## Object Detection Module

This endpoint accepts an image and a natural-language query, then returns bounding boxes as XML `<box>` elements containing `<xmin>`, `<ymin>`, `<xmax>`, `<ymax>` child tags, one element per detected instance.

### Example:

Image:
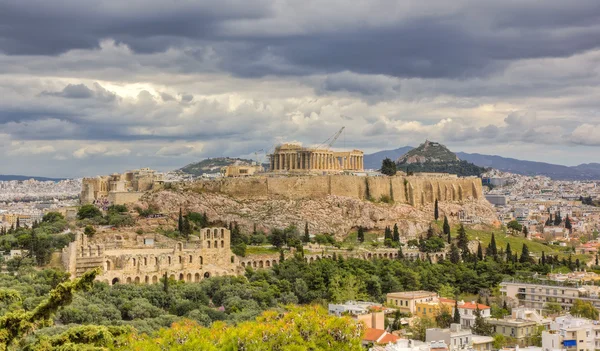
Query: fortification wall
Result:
<box><xmin>108</xmin><ymin>192</ymin><xmax>145</xmax><ymax>205</ymax></box>
<box><xmin>194</xmin><ymin>175</ymin><xmax>482</xmax><ymax>207</ymax></box>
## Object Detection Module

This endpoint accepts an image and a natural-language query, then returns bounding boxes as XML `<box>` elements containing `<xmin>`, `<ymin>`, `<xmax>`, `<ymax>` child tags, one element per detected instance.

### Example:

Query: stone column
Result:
<box><xmin>270</xmin><ymin>156</ymin><xmax>274</xmax><ymax>171</ymax></box>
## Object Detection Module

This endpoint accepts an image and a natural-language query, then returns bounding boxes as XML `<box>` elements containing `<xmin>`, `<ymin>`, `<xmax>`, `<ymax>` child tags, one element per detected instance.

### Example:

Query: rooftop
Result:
<box><xmin>387</xmin><ymin>291</ymin><xmax>438</xmax><ymax>299</ymax></box>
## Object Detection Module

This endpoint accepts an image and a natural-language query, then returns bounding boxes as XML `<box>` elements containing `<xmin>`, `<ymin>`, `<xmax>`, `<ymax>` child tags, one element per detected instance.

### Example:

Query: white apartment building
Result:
<box><xmin>426</xmin><ymin>324</ymin><xmax>476</xmax><ymax>351</ymax></box>
<box><xmin>541</xmin><ymin>315</ymin><xmax>600</xmax><ymax>351</ymax></box>
<box><xmin>500</xmin><ymin>280</ymin><xmax>600</xmax><ymax>311</ymax></box>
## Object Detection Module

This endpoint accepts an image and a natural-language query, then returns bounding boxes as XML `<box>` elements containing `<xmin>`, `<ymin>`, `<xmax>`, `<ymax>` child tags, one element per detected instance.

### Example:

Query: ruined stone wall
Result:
<box><xmin>108</xmin><ymin>191</ymin><xmax>145</xmax><ymax>205</ymax></box>
<box><xmin>194</xmin><ymin>175</ymin><xmax>482</xmax><ymax>207</ymax></box>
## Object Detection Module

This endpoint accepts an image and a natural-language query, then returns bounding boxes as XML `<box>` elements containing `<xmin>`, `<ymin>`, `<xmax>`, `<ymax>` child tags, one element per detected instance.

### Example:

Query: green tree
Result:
<box><xmin>453</xmin><ymin>299</ymin><xmax>461</xmax><ymax>324</ymax></box>
<box><xmin>270</xmin><ymin>229</ymin><xmax>286</xmax><ymax>249</ymax></box>
<box><xmin>449</xmin><ymin>243</ymin><xmax>461</xmax><ymax>264</ymax></box>
<box><xmin>303</xmin><ymin>222</ymin><xmax>310</xmax><ymax>243</ymax></box>
<box><xmin>544</xmin><ymin>302</ymin><xmax>562</xmax><ymax>315</ymax></box>
<box><xmin>438</xmin><ymin>284</ymin><xmax>456</xmax><ymax>299</ymax></box>
<box><xmin>471</xmin><ymin>306</ymin><xmax>493</xmax><ymax>336</ymax></box>
<box><xmin>570</xmin><ymin>299</ymin><xmax>599</xmax><ymax>320</ymax></box>
<box><xmin>178</xmin><ymin>208</ymin><xmax>184</xmax><ymax>233</ymax></box>
<box><xmin>554</xmin><ymin>211</ymin><xmax>562</xmax><ymax>226</ymax></box>
<box><xmin>77</xmin><ymin>204</ymin><xmax>102</xmax><ymax>220</ymax></box>
<box><xmin>84</xmin><ymin>225</ymin><xmax>96</xmax><ymax>237</ymax></box>
<box><xmin>523</xmin><ymin>226</ymin><xmax>529</xmax><ymax>237</ymax></box>
<box><xmin>42</xmin><ymin>212</ymin><xmax>64</xmax><ymax>223</ymax></box>
<box><xmin>519</xmin><ymin>244</ymin><xmax>531</xmax><ymax>264</ymax></box>
<box><xmin>357</xmin><ymin>226</ymin><xmax>365</xmax><ymax>243</ymax></box>
<box><xmin>434</xmin><ymin>199</ymin><xmax>439</xmax><ymax>221</ymax></box>
<box><xmin>565</xmin><ymin>215</ymin><xmax>572</xmax><ymax>231</ymax></box>
<box><xmin>506</xmin><ymin>243</ymin><xmax>512</xmax><ymax>262</ymax></box>
<box><xmin>182</xmin><ymin>215</ymin><xmax>192</xmax><ymax>238</ymax></box>
<box><xmin>477</xmin><ymin>242</ymin><xmax>483</xmax><ymax>261</ymax></box>
<box><xmin>393</xmin><ymin>223</ymin><xmax>400</xmax><ymax>243</ymax></box>
<box><xmin>489</xmin><ymin>233</ymin><xmax>498</xmax><ymax>258</ymax></box>
<box><xmin>435</xmin><ymin>305</ymin><xmax>453</xmax><ymax>328</ymax></box>
<box><xmin>457</xmin><ymin>224</ymin><xmax>469</xmax><ymax>258</ymax></box>
<box><xmin>409</xmin><ymin>316</ymin><xmax>436</xmax><ymax>341</ymax></box>
<box><xmin>0</xmin><ymin>268</ymin><xmax>100</xmax><ymax>348</ymax></box>
<box><xmin>541</xmin><ymin>251</ymin><xmax>546</xmax><ymax>265</ymax></box>
<box><xmin>380</xmin><ymin>158</ymin><xmax>397</xmax><ymax>176</ymax></box>
<box><xmin>507</xmin><ymin>220</ymin><xmax>523</xmax><ymax>234</ymax></box>
<box><xmin>328</xmin><ymin>274</ymin><xmax>367</xmax><ymax>303</ymax></box>
<box><xmin>443</xmin><ymin>216</ymin><xmax>451</xmax><ymax>243</ymax></box>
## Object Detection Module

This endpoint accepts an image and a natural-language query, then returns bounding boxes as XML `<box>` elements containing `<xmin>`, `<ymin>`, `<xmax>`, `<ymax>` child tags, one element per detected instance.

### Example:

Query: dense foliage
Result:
<box><xmin>400</xmin><ymin>160</ymin><xmax>487</xmax><ymax>177</ymax></box>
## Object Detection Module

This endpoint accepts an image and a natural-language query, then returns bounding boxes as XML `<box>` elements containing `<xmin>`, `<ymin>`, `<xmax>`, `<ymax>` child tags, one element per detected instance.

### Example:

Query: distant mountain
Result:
<box><xmin>456</xmin><ymin>153</ymin><xmax>600</xmax><ymax>180</ymax></box>
<box><xmin>0</xmin><ymin>175</ymin><xmax>66</xmax><ymax>182</ymax></box>
<box><xmin>397</xmin><ymin>140</ymin><xmax>459</xmax><ymax>164</ymax></box>
<box><xmin>178</xmin><ymin>157</ymin><xmax>256</xmax><ymax>176</ymax></box>
<box><xmin>365</xmin><ymin>146</ymin><xmax>600</xmax><ymax>180</ymax></box>
<box><xmin>363</xmin><ymin>146</ymin><xmax>413</xmax><ymax>169</ymax></box>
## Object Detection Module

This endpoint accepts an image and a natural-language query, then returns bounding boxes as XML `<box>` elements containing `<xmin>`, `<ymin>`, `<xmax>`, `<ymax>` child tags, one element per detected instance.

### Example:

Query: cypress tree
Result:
<box><xmin>357</xmin><ymin>226</ymin><xmax>365</xmax><ymax>243</ymax></box>
<box><xmin>453</xmin><ymin>299</ymin><xmax>461</xmax><ymax>324</ymax></box>
<box><xmin>393</xmin><ymin>223</ymin><xmax>400</xmax><ymax>242</ymax></box>
<box><xmin>502</xmin><ymin>300</ymin><xmax>508</xmax><ymax>311</ymax></box>
<box><xmin>253</xmin><ymin>223</ymin><xmax>257</xmax><ymax>236</ymax></box>
<box><xmin>178</xmin><ymin>208</ymin><xmax>183</xmax><ymax>233</ymax></box>
<box><xmin>490</xmin><ymin>233</ymin><xmax>497</xmax><ymax>258</ymax></box>
<box><xmin>565</xmin><ymin>215</ymin><xmax>572</xmax><ymax>231</ymax></box>
<box><xmin>434</xmin><ymin>199</ymin><xmax>439</xmax><ymax>221</ymax></box>
<box><xmin>303</xmin><ymin>222</ymin><xmax>310</xmax><ymax>243</ymax></box>
<box><xmin>163</xmin><ymin>272</ymin><xmax>169</xmax><ymax>293</ymax></box>
<box><xmin>477</xmin><ymin>242</ymin><xmax>483</xmax><ymax>261</ymax></box>
<box><xmin>457</xmin><ymin>224</ymin><xmax>469</xmax><ymax>258</ymax></box>
<box><xmin>506</xmin><ymin>243</ymin><xmax>512</xmax><ymax>262</ymax></box>
<box><xmin>523</xmin><ymin>226</ymin><xmax>529</xmax><ymax>237</ymax></box>
<box><xmin>443</xmin><ymin>216</ymin><xmax>451</xmax><ymax>243</ymax></box>
<box><xmin>519</xmin><ymin>244</ymin><xmax>530</xmax><ymax>264</ymax></box>
<box><xmin>541</xmin><ymin>251</ymin><xmax>546</xmax><ymax>265</ymax></box>
<box><xmin>16</xmin><ymin>217</ymin><xmax>20</xmax><ymax>229</ymax></box>
<box><xmin>279</xmin><ymin>249</ymin><xmax>285</xmax><ymax>263</ymax></box>
<box><xmin>183</xmin><ymin>215</ymin><xmax>191</xmax><ymax>238</ymax></box>
<box><xmin>449</xmin><ymin>243</ymin><xmax>461</xmax><ymax>264</ymax></box>
<box><xmin>554</xmin><ymin>211</ymin><xmax>562</xmax><ymax>226</ymax></box>
<box><xmin>398</xmin><ymin>245</ymin><xmax>404</xmax><ymax>260</ymax></box>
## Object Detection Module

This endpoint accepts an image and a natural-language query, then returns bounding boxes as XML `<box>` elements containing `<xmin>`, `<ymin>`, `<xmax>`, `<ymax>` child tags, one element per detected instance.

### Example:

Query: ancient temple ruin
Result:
<box><xmin>268</xmin><ymin>144</ymin><xmax>364</xmax><ymax>172</ymax></box>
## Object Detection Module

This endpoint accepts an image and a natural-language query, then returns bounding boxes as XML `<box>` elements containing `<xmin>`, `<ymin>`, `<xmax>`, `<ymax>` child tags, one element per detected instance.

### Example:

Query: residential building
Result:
<box><xmin>541</xmin><ymin>315</ymin><xmax>600</xmax><ymax>351</ymax></box>
<box><xmin>387</xmin><ymin>291</ymin><xmax>439</xmax><ymax>314</ymax></box>
<box><xmin>488</xmin><ymin>318</ymin><xmax>538</xmax><ymax>346</ymax></box>
<box><xmin>363</xmin><ymin>328</ymin><xmax>399</xmax><ymax>347</ymax></box>
<box><xmin>426</xmin><ymin>324</ymin><xmax>473</xmax><ymax>351</ymax></box>
<box><xmin>415</xmin><ymin>298</ymin><xmax>491</xmax><ymax>329</ymax></box>
<box><xmin>328</xmin><ymin>301</ymin><xmax>385</xmax><ymax>329</ymax></box>
<box><xmin>500</xmin><ymin>280</ymin><xmax>600</xmax><ymax>311</ymax></box>
<box><xmin>471</xmin><ymin>336</ymin><xmax>494</xmax><ymax>351</ymax></box>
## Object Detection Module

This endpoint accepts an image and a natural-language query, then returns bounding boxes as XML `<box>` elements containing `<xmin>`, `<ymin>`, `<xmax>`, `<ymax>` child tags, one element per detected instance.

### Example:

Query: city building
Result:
<box><xmin>426</xmin><ymin>324</ymin><xmax>474</xmax><ymax>351</ymax></box>
<box><xmin>363</xmin><ymin>328</ymin><xmax>400</xmax><ymax>347</ymax></box>
<box><xmin>471</xmin><ymin>336</ymin><xmax>494</xmax><ymax>351</ymax></box>
<box><xmin>386</xmin><ymin>291</ymin><xmax>439</xmax><ymax>314</ymax></box>
<box><xmin>328</xmin><ymin>301</ymin><xmax>386</xmax><ymax>329</ymax></box>
<box><xmin>488</xmin><ymin>317</ymin><xmax>538</xmax><ymax>346</ymax></box>
<box><xmin>414</xmin><ymin>298</ymin><xmax>491</xmax><ymax>329</ymax></box>
<box><xmin>541</xmin><ymin>315</ymin><xmax>600</xmax><ymax>351</ymax></box>
<box><xmin>500</xmin><ymin>280</ymin><xmax>600</xmax><ymax>311</ymax></box>
<box><xmin>268</xmin><ymin>143</ymin><xmax>364</xmax><ymax>172</ymax></box>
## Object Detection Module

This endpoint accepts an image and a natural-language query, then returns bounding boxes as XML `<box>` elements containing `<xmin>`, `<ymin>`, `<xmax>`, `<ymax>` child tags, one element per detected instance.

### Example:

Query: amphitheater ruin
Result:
<box><xmin>62</xmin><ymin>224</ymin><xmax>447</xmax><ymax>285</ymax></box>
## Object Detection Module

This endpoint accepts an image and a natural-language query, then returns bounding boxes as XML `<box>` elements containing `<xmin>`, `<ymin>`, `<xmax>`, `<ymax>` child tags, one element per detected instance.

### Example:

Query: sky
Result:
<box><xmin>1</xmin><ymin>0</ymin><xmax>600</xmax><ymax>178</ymax></box>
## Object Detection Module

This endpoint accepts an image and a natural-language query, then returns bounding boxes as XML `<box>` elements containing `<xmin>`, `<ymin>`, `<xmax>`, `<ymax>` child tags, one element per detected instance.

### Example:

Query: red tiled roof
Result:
<box><xmin>379</xmin><ymin>333</ymin><xmax>399</xmax><ymax>344</ymax></box>
<box><xmin>459</xmin><ymin>302</ymin><xmax>490</xmax><ymax>310</ymax></box>
<box><xmin>364</xmin><ymin>328</ymin><xmax>386</xmax><ymax>342</ymax></box>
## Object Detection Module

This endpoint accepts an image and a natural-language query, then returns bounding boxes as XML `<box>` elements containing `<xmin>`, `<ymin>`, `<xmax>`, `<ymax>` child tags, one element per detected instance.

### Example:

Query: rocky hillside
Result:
<box><xmin>139</xmin><ymin>189</ymin><xmax>497</xmax><ymax>239</ymax></box>
<box><xmin>177</xmin><ymin>157</ymin><xmax>255</xmax><ymax>176</ymax></box>
<box><xmin>397</xmin><ymin>140</ymin><xmax>459</xmax><ymax>164</ymax></box>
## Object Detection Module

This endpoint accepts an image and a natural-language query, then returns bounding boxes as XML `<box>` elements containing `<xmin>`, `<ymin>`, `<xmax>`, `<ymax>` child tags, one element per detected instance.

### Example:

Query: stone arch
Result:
<box><xmin>259</xmin><ymin>260</ymin><xmax>264</xmax><ymax>268</ymax></box>
<box><xmin>186</xmin><ymin>273</ymin><xmax>192</xmax><ymax>281</ymax></box>
<box><xmin>112</xmin><ymin>278</ymin><xmax>119</xmax><ymax>285</ymax></box>
<box><xmin>179</xmin><ymin>273</ymin><xmax>184</xmax><ymax>281</ymax></box>
<box><xmin>221</xmin><ymin>240</ymin><xmax>224</xmax><ymax>248</ymax></box>
<box><xmin>145</xmin><ymin>276</ymin><xmax>149</xmax><ymax>284</ymax></box>
<box><xmin>230</xmin><ymin>256</ymin><xmax>235</xmax><ymax>263</ymax></box>
<box><xmin>179</xmin><ymin>256</ymin><xmax>182</xmax><ymax>264</ymax></box>
<box><xmin>213</xmin><ymin>228</ymin><xmax>218</xmax><ymax>236</ymax></box>
<box><xmin>241</xmin><ymin>262</ymin><xmax>246</xmax><ymax>267</ymax></box>
<box><xmin>195</xmin><ymin>273</ymin><xmax>200</xmax><ymax>282</ymax></box>
<box><xmin>169</xmin><ymin>274</ymin><xmax>175</xmax><ymax>280</ymax></box>
<box><xmin>309</xmin><ymin>257</ymin><xmax>314</xmax><ymax>263</ymax></box>
<box><xmin>126</xmin><ymin>277</ymin><xmax>132</xmax><ymax>283</ymax></box>
<box><xmin>213</xmin><ymin>240</ymin><xmax>218</xmax><ymax>248</ymax></box>
<box><xmin>189</xmin><ymin>255</ymin><xmax>193</xmax><ymax>263</ymax></box>
<box><xmin>168</xmin><ymin>256</ymin><xmax>172</xmax><ymax>265</ymax></box>
<box><xmin>132</xmin><ymin>258</ymin><xmax>136</xmax><ymax>267</ymax></box>
<box><xmin>144</xmin><ymin>257</ymin><xmax>148</xmax><ymax>266</ymax></box>
<box><xmin>155</xmin><ymin>257</ymin><xmax>159</xmax><ymax>265</ymax></box>
<box><xmin>177</xmin><ymin>242</ymin><xmax>183</xmax><ymax>251</ymax></box>
<box><xmin>207</xmin><ymin>241</ymin><xmax>211</xmax><ymax>248</ymax></box>
<box><xmin>253</xmin><ymin>261</ymin><xmax>257</xmax><ymax>268</ymax></box>
<box><xmin>221</xmin><ymin>228</ymin><xmax>225</xmax><ymax>238</ymax></box>
<box><xmin>134</xmin><ymin>276</ymin><xmax>140</xmax><ymax>284</ymax></box>
<box><xmin>367</xmin><ymin>253</ymin><xmax>372</xmax><ymax>259</ymax></box>
<box><xmin>152</xmin><ymin>275</ymin><xmax>158</xmax><ymax>283</ymax></box>
<box><xmin>204</xmin><ymin>272</ymin><xmax>210</xmax><ymax>279</ymax></box>
<box><xmin>106</xmin><ymin>260</ymin><xmax>111</xmax><ymax>271</ymax></box>
<box><xmin>199</xmin><ymin>256</ymin><xmax>203</xmax><ymax>265</ymax></box>
<box><xmin>266</xmin><ymin>260</ymin><xmax>271</xmax><ymax>267</ymax></box>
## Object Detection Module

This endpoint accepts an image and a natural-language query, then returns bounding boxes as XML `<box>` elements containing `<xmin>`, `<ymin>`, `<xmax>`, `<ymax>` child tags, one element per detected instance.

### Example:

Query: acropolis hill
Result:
<box><xmin>139</xmin><ymin>174</ymin><xmax>496</xmax><ymax>239</ymax></box>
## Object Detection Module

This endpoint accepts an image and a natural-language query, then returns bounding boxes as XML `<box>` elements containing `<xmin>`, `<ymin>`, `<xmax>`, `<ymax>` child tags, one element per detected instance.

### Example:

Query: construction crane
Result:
<box><xmin>317</xmin><ymin>126</ymin><xmax>345</xmax><ymax>150</ymax></box>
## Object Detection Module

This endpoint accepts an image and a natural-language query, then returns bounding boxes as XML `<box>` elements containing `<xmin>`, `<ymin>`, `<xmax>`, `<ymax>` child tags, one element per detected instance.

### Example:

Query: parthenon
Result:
<box><xmin>268</xmin><ymin>143</ymin><xmax>364</xmax><ymax>172</ymax></box>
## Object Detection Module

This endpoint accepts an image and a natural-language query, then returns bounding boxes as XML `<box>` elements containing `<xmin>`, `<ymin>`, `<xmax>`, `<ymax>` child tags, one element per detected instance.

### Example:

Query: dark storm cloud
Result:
<box><xmin>2</xmin><ymin>1</ymin><xmax>600</xmax><ymax>79</ymax></box>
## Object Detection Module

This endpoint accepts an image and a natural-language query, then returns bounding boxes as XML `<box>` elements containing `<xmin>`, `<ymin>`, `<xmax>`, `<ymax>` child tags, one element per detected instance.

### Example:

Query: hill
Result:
<box><xmin>456</xmin><ymin>153</ymin><xmax>600</xmax><ymax>180</ymax></box>
<box><xmin>365</xmin><ymin>146</ymin><xmax>600</xmax><ymax>180</ymax></box>
<box><xmin>396</xmin><ymin>141</ymin><xmax>487</xmax><ymax>177</ymax></box>
<box><xmin>397</xmin><ymin>140</ymin><xmax>459</xmax><ymax>164</ymax></box>
<box><xmin>0</xmin><ymin>174</ymin><xmax>66</xmax><ymax>182</ymax></box>
<box><xmin>178</xmin><ymin>157</ymin><xmax>255</xmax><ymax>176</ymax></box>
